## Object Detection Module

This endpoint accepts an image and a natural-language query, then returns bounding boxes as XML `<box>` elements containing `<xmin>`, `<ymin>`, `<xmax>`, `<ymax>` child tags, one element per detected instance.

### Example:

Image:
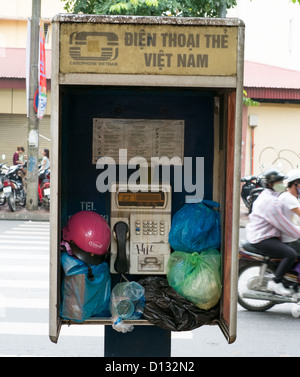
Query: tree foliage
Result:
<box><xmin>61</xmin><ymin>0</ymin><xmax>238</xmax><ymax>17</ymax></box>
<box><xmin>243</xmin><ymin>90</ymin><xmax>260</xmax><ymax>107</ymax></box>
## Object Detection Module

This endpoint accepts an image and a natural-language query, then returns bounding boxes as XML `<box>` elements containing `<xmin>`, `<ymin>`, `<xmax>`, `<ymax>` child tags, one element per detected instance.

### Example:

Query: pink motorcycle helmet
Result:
<box><xmin>62</xmin><ymin>211</ymin><xmax>111</xmax><ymax>265</ymax></box>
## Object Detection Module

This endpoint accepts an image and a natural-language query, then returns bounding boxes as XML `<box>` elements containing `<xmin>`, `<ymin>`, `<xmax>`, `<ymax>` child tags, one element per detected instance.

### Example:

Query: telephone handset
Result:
<box><xmin>113</xmin><ymin>221</ymin><xmax>129</xmax><ymax>274</ymax></box>
<box><xmin>110</xmin><ymin>184</ymin><xmax>171</xmax><ymax>275</ymax></box>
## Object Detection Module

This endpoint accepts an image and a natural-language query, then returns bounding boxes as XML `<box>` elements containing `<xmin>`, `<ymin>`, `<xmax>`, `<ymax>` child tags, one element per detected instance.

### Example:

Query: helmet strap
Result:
<box><xmin>87</xmin><ymin>265</ymin><xmax>95</xmax><ymax>281</ymax></box>
<box><xmin>60</xmin><ymin>240</ymin><xmax>73</xmax><ymax>256</ymax></box>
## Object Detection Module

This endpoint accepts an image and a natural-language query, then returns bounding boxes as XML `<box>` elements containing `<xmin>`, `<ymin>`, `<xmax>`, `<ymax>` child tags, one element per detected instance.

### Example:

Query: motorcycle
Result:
<box><xmin>38</xmin><ymin>167</ymin><xmax>50</xmax><ymax>210</ymax></box>
<box><xmin>238</xmin><ymin>240</ymin><xmax>300</xmax><ymax>312</ymax></box>
<box><xmin>0</xmin><ymin>162</ymin><xmax>9</xmax><ymax>206</ymax></box>
<box><xmin>241</xmin><ymin>174</ymin><xmax>264</xmax><ymax>213</ymax></box>
<box><xmin>3</xmin><ymin>163</ymin><xmax>26</xmax><ymax>212</ymax></box>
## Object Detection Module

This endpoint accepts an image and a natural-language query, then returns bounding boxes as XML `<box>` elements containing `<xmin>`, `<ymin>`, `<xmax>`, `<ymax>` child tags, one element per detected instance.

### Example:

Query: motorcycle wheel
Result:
<box><xmin>45</xmin><ymin>197</ymin><xmax>50</xmax><ymax>210</ymax></box>
<box><xmin>7</xmin><ymin>189</ymin><xmax>17</xmax><ymax>212</ymax></box>
<box><xmin>238</xmin><ymin>264</ymin><xmax>275</xmax><ymax>312</ymax></box>
<box><xmin>20</xmin><ymin>191</ymin><xmax>26</xmax><ymax>207</ymax></box>
<box><xmin>42</xmin><ymin>196</ymin><xmax>50</xmax><ymax>210</ymax></box>
<box><xmin>247</xmin><ymin>197</ymin><xmax>254</xmax><ymax>214</ymax></box>
<box><xmin>241</xmin><ymin>196</ymin><xmax>251</xmax><ymax>210</ymax></box>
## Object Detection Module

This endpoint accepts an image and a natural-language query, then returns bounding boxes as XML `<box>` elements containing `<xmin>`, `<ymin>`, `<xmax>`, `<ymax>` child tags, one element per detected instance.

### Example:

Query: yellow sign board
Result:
<box><xmin>60</xmin><ymin>23</ymin><xmax>237</xmax><ymax>76</ymax></box>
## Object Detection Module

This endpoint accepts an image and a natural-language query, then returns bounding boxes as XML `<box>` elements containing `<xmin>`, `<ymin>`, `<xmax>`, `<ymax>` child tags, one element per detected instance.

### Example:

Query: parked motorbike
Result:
<box><xmin>3</xmin><ymin>163</ymin><xmax>26</xmax><ymax>212</ymax></box>
<box><xmin>241</xmin><ymin>174</ymin><xmax>264</xmax><ymax>213</ymax></box>
<box><xmin>38</xmin><ymin>167</ymin><xmax>50</xmax><ymax>210</ymax></box>
<box><xmin>0</xmin><ymin>162</ymin><xmax>8</xmax><ymax>206</ymax></box>
<box><xmin>238</xmin><ymin>240</ymin><xmax>300</xmax><ymax>312</ymax></box>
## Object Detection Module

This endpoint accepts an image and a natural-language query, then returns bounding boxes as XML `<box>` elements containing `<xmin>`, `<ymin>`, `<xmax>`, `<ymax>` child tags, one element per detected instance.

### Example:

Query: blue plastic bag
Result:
<box><xmin>168</xmin><ymin>200</ymin><xmax>221</xmax><ymax>252</ymax></box>
<box><xmin>60</xmin><ymin>252</ymin><xmax>111</xmax><ymax>322</ymax></box>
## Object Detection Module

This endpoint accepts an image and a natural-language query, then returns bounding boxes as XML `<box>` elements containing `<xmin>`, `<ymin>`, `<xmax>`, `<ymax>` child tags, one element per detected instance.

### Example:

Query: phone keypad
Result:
<box><xmin>135</xmin><ymin>220</ymin><xmax>165</xmax><ymax>236</ymax></box>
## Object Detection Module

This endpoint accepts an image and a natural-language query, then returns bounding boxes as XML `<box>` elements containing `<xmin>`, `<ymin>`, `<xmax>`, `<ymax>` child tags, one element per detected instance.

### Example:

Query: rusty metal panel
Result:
<box><xmin>59</xmin><ymin>22</ymin><xmax>238</xmax><ymax>76</ymax></box>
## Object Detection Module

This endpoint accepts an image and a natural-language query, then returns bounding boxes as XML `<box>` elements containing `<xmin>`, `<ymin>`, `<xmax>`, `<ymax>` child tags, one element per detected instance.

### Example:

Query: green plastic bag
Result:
<box><xmin>167</xmin><ymin>250</ymin><xmax>222</xmax><ymax>310</ymax></box>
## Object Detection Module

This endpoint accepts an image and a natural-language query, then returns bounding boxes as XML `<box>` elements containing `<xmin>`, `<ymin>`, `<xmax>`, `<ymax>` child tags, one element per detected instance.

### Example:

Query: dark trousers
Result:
<box><xmin>286</xmin><ymin>239</ymin><xmax>300</xmax><ymax>257</ymax></box>
<box><xmin>254</xmin><ymin>237</ymin><xmax>297</xmax><ymax>283</ymax></box>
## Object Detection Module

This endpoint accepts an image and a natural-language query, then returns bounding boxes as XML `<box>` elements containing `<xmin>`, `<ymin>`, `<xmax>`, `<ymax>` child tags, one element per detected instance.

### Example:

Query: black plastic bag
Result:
<box><xmin>138</xmin><ymin>277</ymin><xmax>219</xmax><ymax>332</ymax></box>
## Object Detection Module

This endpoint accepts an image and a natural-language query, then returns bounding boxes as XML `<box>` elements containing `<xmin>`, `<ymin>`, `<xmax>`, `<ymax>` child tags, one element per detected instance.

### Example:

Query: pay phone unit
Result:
<box><xmin>110</xmin><ymin>184</ymin><xmax>171</xmax><ymax>275</ymax></box>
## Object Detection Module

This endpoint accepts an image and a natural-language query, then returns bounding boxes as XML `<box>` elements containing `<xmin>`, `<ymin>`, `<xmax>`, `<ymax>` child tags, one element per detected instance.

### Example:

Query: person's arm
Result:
<box><xmin>291</xmin><ymin>207</ymin><xmax>300</xmax><ymax>217</ymax></box>
<box><xmin>13</xmin><ymin>153</ymin><xmax>18</xmax><ymax>165</ymax></box>
<box><xmin>266</xmin><ymin>201</ymin><xmax>300</xmax><ymax>238</ymax></box>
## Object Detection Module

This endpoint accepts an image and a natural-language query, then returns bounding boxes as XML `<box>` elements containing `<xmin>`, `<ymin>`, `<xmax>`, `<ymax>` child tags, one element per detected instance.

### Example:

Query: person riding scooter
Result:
<box><xmin>279</xmin><ymin>169</ymin><xmax>300</xmax><ymax>255</ymax></box>
<box><xmin>246</xmin><ymin>168</ymin><xmax>300</xmax><ymax>296</ymax></box>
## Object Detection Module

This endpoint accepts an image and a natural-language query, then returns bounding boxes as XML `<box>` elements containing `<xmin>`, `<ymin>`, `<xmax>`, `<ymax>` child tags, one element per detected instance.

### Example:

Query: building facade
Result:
<box><xmin>0</xmin><ymin>0</ymin><xmax>64</xmax><ymax>163</ymax></box>
<box><xmin>1</xmin><ymin>0</ymin><xmax>300</xmax><ymax>175</ymax></box>
<box><xmin>242</xmin><ymin>61</ymin><xmax>300</xmax><ymax>177</ymax></box>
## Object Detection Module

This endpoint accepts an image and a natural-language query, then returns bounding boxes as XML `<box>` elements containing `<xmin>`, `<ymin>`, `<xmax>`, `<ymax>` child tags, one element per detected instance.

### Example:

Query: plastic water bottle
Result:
<box><xmin>115</xmin><ymin>299</ymin><xmax>134</xmax><ymax>319</ymax></box>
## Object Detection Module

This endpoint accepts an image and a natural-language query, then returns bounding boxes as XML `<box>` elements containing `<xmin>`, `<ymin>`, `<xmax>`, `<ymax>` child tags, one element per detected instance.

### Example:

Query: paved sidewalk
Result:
<box><xmin>239</xmin><ymin>201</ymin><xmax>249</xmax><ymax>228</ymax></box>
<box><xmin>0</xmin><ymin>200</ymin><xmax>249</xmax><ymax>225</ymax></box>
<box><xmin>0</xmin><ymin>205</ymin><xmax>49</xmax><ymax>221</ymax></box>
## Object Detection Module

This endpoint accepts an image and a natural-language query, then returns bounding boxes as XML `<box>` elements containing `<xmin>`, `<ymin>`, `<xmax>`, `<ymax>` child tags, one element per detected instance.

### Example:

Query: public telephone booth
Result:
<box><xmin>49</xmin><ymin>14</ymin><xmax>245</xmax><ymax>356</ymax></box>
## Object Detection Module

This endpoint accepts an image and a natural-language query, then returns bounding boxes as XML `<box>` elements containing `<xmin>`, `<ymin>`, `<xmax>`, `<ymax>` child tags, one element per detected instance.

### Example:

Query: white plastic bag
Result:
<box><xmin>110</xmin><ymin>281</ymin><xmax>145</xmax><ymax>333</ymax></box>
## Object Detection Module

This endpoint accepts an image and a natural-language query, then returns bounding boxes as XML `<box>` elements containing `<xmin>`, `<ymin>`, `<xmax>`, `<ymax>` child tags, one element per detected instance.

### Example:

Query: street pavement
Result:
<box><xmin>0</xmin><ymin>200</ymin><xmax>248</xmax><ymax>224</ymax></box>
<box><xmin>0</xmin><ymin>205</ymin><xmax>49</xmax><ymax>221</ymax></box>
<box><xmin>0</xmin><ymin>220</ymin><xmax>106</xmax><ymax>356</ymax></box>
<box><xmin>1</xmin><ymin>208</ymin><xmax>300</xmax><ymax>357</ymax></box>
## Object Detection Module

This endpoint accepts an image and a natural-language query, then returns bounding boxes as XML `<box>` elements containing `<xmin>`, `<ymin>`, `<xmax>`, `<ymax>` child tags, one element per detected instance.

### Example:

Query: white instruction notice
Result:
<box><xmin>92</xmin><ymin>118</ymin><xmax>184</xmax><ymax>164</ymax></box>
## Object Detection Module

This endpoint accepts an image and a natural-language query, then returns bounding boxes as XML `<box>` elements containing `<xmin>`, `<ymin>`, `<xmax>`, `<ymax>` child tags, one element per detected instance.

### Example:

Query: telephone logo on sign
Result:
<box><xmin>69</xmin><ymin>32</ymin><xmax>119</xmax><ymax>62</ymax></box>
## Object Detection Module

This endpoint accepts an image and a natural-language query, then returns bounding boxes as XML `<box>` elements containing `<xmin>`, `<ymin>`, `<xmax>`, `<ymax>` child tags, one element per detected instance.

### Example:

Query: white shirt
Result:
<box><xmin>42</xmin><ymin>156</ymin><xmax>50</xmax><ymax>170</ymax></box>
<box><xmin>246</xmin><ymin>188</ymin><xmax>300</xmax><ymax>244</ymax></box>
<box><xmin>279</xmin><ymin>191</ymin><xmax>300</xmax><ymax>242</ymax></box>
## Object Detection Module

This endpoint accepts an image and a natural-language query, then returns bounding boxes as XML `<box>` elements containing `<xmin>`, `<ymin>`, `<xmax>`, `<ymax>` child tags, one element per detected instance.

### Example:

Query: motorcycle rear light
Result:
<box><xmin>3</xmin><ymin>181</ymin><xmax>10</xmax><ymax>187</ymax></box>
